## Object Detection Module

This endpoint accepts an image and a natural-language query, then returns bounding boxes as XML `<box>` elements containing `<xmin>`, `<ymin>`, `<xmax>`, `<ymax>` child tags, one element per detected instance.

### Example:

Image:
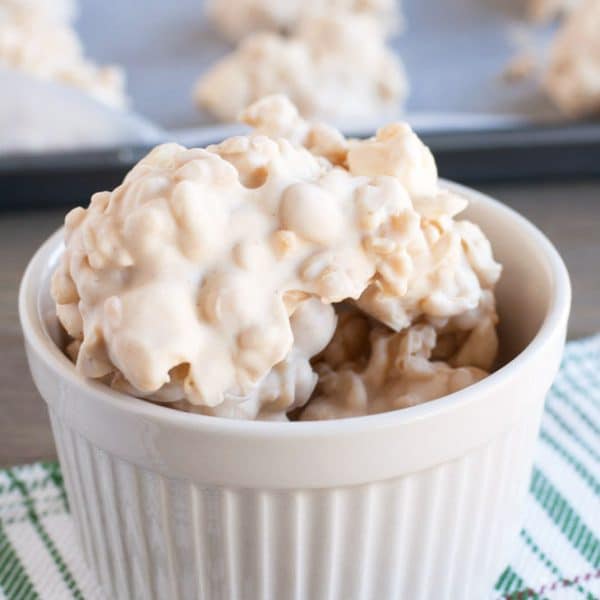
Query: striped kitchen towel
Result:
<box><xmin>0</xmin><ymin>335</ymin><xmax>599</xmax><ymax>600</ymax></box>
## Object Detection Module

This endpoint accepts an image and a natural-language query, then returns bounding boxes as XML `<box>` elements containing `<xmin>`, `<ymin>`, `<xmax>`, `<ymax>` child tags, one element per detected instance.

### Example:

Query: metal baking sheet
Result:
<box><xmin>74</xmin><ymin>0</ymin><xmax>562</xmax><ymax>131</ymax></box>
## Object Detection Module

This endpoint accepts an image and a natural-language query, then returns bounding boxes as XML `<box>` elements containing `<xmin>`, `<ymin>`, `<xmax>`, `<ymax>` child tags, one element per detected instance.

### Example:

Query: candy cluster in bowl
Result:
<box><xmin>51</xmin><ymin>95</ymin><xmax>502</xmax><ymax>422</ymax></box>
<box><xmin>20</xmin><ymin>95</ymin><xmax>570</xmax><ymax>599</ymax></box>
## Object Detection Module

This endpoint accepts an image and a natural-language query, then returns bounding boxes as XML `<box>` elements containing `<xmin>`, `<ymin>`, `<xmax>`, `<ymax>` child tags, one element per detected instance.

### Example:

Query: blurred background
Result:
<box><xmin>1</xmin><ymin>0</ymin><xmax>599</xmax><ymax>465</ymax></box>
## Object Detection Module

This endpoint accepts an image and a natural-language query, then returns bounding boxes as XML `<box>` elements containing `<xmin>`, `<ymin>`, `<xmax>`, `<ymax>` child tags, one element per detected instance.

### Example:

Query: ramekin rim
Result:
<box><xmin>19</xmin><ymin>180</ymin><xmax>571</xmax><ymax>438</ymax></box>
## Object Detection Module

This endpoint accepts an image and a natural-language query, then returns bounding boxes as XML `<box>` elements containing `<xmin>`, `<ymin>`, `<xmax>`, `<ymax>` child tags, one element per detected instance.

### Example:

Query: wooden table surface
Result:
<box><xmin>1</xmin><ymin>180</ymin><xmax>599</xmax><ymax>467</ymax></box>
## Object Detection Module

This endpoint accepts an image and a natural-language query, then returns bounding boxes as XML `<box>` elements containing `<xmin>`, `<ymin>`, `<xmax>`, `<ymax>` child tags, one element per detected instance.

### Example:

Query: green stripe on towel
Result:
<box><xmin>530</xmin><ymin>469</ymin><xmax>600</xmax><ymax>568</ymax></box>
<box><xmin>5</xmin><ymin>470</ymin><xmax>84</xmax><ymax>600</ymax></box>
<box><xmin>0</xmin><ymin>524</ymin><xmax>38</xmax><ymax>600</ymax></box>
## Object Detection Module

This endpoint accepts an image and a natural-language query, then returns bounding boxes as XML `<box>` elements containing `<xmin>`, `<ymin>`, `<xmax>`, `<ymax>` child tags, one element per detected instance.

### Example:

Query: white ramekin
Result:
<box><xmin>19</xmin><ymin>182</ymin><xmax>571</xmax><ymax>600</ymax></box>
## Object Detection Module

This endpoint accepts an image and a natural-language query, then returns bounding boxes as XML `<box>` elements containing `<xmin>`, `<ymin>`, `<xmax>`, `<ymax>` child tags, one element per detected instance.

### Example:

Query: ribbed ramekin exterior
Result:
<box><xmin>50</xmin><ymin>403</ymin><xmax>541</xmax><ymax>600</ymax></box>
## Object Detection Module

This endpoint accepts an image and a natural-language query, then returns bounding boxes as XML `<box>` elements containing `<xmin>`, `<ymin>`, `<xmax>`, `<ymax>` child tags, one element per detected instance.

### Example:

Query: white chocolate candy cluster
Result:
<box><xmin>544</xmin><ymin>0</ymin><xmax>600</xmax><ymax>117</ymax></box>
<box><xmin>0</xmin><ymin>0</ymin><xmax>126</xmax><ymax>108</ymax></box>
<box><xmin>205</xmin><ymin>0</ymin><xmax>400</xmax><ymax>42</ymax></box>
<box><xmin>53</xmin><ymin>95</ymin><xmax>501</xmax><ymax>421</ymax></box>
<box><xmin>195</xmin><ymin>14</ymin><xmax>406</xmax><ymax>123</ymax></box>
<box><xmin>303</xmin><ymin>285</ymin><xmax>499</xmax><ymax>420</ymax></box>
<box><xmin>302</xmin><ymin>309</ymin><xmax>491</xmax><ymax>420</ymax></box>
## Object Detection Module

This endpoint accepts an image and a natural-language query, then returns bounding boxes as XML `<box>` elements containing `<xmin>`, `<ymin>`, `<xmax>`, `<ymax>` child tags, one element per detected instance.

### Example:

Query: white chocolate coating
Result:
<box><xmin>301</xmin><ymin>311</ymin><xmax>489</xmax><ymax>420</ymax></box>
<box><xmin>0</xmin><ymin>5</ymin><xmax>125</xmax><ymax>108</ymax></box>
<box><xmin>206</xmin><ymin>0</ymin><xmax>400</xmax><ymax>42</ymax></box>
<box><xmin>544</xmin><ymin>0</ymin><xmax>600</xmax><ymax>117</ymax></box>
<box><xmin>53</xmin><ymin>95</ymin><xmax>501</xmax><ymax>420</ymax></box>
<box><xmin>194</xmin><ymin>14</ymin><xmax>407</xmax><ymax>123</ymax></box>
